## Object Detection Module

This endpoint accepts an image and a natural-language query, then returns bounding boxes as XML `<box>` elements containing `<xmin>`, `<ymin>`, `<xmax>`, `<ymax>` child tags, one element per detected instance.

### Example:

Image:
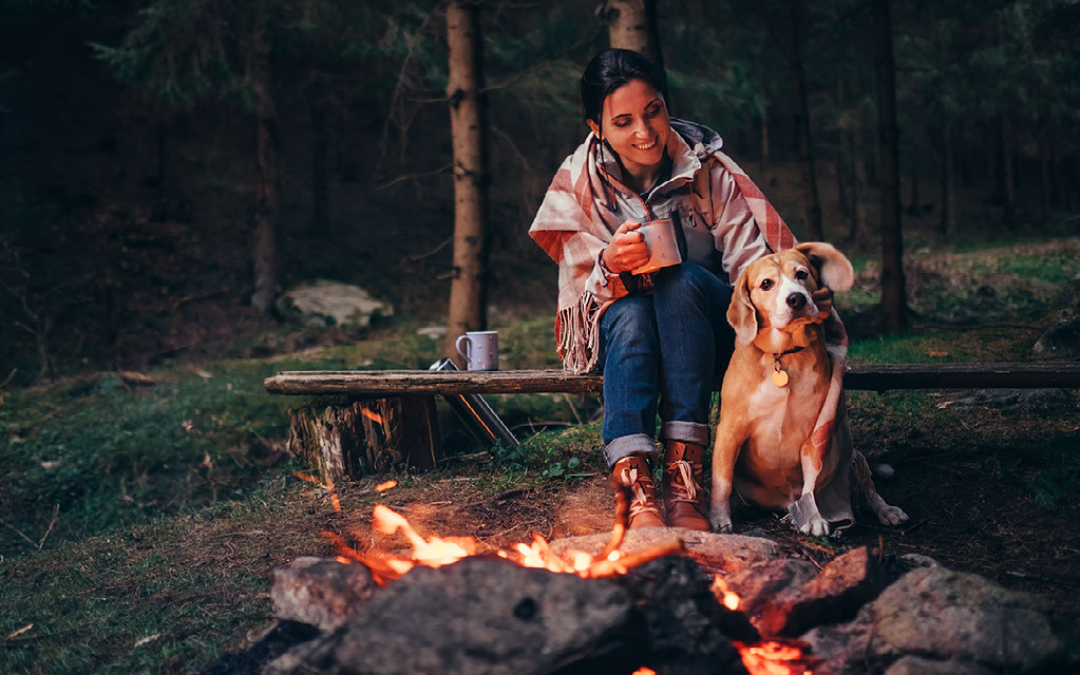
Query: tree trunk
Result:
<box><xmin>1000</xmin><ymin>111</ymin><xmax>1016</xmax><ymax>229</ymax></box>
<box><xmin>849</xmin><ymin>126</ymin><xmax>868</xmax><ymax>246</ymax></box>
<box><xmin>836</xmin><ymin>81</ymin><xmax>850</xmax><ymax>219</ymax></box>
<box><xmin>873</xmin><ymin>0</ymin><xmax>907</xmax><ymax>334</ymax></box>
<box><xmin>940</xmin><ymin>120</ymin><xmax>956</xmax><ymax>240</ymax></box>
<box><xmin>443</xmin><ymin>1</ymin><xmax>490</xmax><ymax>364</ymax></box>
<box><xmin>1039</xmin><ymin>116</ymin><xmax>1051</xmax><ymax>224</ymax></box>
<box><xmin>907</xmin><ymin>168</ymin><xmax>919</xmax><ymax>216</ymax></box>
<box><xmin>599</xmin><ymin>0</ymin><xmax>663</xmax><ymax>69</ymax></box>
<box><xmin>783</xmin><ymin>0</ymin><xmax>823</xmax><ymax>240</ymax></box>
<box><xmin>250</xmin><ymin>10</ymin><xmax>280</xmax><ymax>313</ymax></box>
<box><xmin>309</xmin><ymin>75</ymin><xmax>330</xmax><ymax>236</ymax></box>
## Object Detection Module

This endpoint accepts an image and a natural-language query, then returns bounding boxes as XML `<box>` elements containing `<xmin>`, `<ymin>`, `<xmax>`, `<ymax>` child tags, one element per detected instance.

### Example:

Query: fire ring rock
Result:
<box><xmin>802</xmin><ymin>566</ymin><xmax>1080</xmax><ymax>674</ymax></box>
<box><xmin>319</xmin><ymin>558</ymin><xmax>646</xmax><ymax>675</ymax></box>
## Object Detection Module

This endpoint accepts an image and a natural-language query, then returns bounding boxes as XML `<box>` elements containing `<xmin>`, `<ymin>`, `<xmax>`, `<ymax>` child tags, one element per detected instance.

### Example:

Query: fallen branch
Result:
<box><xmin>36</xmin><ymin>504</ymin><xmax>58</xmax><ymax>550</ymax></box>
<box><xmin>0</xmin><ymin>517</ymin><xmax>38</xmax><ymax>549</ymax></box>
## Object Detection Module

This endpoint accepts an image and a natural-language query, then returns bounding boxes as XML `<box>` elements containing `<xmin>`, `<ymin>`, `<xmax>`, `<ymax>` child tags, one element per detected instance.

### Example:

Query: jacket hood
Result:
<box><xmin>670</xmin><ymin>118</ymin><xmax>724</xmax><ymax>157</ymax></box>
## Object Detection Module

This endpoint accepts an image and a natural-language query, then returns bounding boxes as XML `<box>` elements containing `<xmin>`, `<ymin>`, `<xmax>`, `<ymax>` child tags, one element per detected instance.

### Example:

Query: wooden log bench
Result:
<box><xmin>265</xmin><ymin>363</ymin><xmax>1080</xmax><ymax>482</ymax></box>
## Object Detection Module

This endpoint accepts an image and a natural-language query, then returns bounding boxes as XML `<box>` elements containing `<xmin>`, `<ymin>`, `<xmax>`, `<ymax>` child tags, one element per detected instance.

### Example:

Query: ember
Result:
<box><xmin>359</xmin><ymin>407</ymin><xmax>384</xmax><ymax>424</ymax></box>
<box><xmin>734</xmin><ymin>641</ymin><xmax>813</xmax><ymax>675</ymax></box>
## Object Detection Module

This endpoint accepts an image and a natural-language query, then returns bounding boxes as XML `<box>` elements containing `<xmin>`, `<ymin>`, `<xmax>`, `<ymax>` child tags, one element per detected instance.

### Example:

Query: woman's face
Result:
<box><xmin>588</xmin><ymin>78</ymin><xmax>670</xmax><ymax>175</ymax></box>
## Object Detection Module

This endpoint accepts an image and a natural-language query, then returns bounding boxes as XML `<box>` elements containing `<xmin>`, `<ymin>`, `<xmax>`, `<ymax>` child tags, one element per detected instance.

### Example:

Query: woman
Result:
<box><xmin>529</xmin><ymin>49</ymin><xmax>799</xmax><ymax>530</ymax></box>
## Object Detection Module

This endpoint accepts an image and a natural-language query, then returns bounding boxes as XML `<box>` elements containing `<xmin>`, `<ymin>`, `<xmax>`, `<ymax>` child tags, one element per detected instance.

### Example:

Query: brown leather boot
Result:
<box><xmin>611</xmin><ymin>456</ymin><xmax>665</xmax><ymax>529</ymax></box>
<box><xmin>663</xmin><ymin>441</ymin><xmax>710</xmax><ymax>531</ymax></box>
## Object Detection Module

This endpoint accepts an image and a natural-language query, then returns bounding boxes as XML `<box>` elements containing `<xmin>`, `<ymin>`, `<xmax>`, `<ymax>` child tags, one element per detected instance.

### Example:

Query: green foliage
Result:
<box><xmin>489</xmin><ymin>422</ymin><xmax>603</xmax><ymax>486</ymax></box>
<box><xmin>0</xmin><ymin>364</ymin><xmax>294</xmax><ymax>555</ymax></box>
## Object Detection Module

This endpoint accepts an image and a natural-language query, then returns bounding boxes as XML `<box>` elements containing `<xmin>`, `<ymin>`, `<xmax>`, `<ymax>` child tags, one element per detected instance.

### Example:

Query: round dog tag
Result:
<box><xmin>772</xmin><ymin>369</ymin><xmax>789</xmax><ymax>387</ymax></box>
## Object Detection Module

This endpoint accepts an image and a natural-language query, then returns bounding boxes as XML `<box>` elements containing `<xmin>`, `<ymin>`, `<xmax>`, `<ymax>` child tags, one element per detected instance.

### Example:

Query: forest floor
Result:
<box><xmin>2</xmin><ymin>238</ymin><xmax>1079</xmax><ymax>674</ymax></box>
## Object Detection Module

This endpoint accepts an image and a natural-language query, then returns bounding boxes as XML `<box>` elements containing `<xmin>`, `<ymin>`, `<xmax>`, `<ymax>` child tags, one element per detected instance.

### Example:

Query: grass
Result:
<box><xmin>1</xmin><ymin>238</ymin><xmax>1078</xmax><ymax>673</ymax></box>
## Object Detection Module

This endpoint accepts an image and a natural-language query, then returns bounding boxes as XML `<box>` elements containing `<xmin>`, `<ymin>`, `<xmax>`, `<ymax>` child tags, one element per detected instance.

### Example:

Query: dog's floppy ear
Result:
<box><xmin>727</xmin><ymin>268</ymin><xmax>759</xmax><ymax>345</ymax></box>
<box><xmin>794</xmin><ymin>242</ymin><xmax>854</xmax><ymax>293</ymax></box>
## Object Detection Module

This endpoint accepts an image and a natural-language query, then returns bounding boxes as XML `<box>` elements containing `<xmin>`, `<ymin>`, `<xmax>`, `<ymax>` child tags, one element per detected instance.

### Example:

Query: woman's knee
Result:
<box><xmin>601</xmin><ymin>296</ymin><xmax>658</xmax><ymax>353</ymax></box>
<box><xmin>657</xmin><ymin>262</ymin><xmax>714</xmax><ymax>294</ymax></box>
<box><xmin>655</xmin><ymin>262</ymin><xmax>731</xmax><ymax>306</ymax></box>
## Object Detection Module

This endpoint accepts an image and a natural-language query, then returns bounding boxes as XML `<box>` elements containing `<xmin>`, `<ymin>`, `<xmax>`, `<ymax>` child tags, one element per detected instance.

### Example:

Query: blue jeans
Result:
<box><xmin>598</xmin><ymin>262</ymin><xmax>735</xmax><ymax>469</ymax></box>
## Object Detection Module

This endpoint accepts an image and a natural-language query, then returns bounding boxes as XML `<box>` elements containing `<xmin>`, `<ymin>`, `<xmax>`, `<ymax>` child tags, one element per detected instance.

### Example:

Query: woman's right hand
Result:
<box><xmin>604</xmin><ymin>220</ymin><xmax>650</xmax><ymax>274</ymax></box>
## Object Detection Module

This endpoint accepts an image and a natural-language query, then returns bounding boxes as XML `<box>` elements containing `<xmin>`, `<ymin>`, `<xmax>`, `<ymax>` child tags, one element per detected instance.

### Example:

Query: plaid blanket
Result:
<box><xmin>529</xmin><ymin>120</ymin><xmax>855</xmax><ymax>528</ymax></box>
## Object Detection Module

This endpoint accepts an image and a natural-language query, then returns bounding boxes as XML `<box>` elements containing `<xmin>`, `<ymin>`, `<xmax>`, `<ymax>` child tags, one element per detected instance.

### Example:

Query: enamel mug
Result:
<box><xmin>631</xmin><ymin>217</ymin><xmax>683</xmax><ymax>275</ymax></box>
<box><xmin>455</xmin><ymin>330</ymin><xmax>499</xmax><ymax>371</ymax></box>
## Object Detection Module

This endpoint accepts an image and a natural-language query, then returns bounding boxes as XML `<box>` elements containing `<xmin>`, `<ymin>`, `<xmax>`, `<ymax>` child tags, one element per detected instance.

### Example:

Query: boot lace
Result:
<box><xmin>665</xmin><ymin>459</ymin><xmax>700</xmax><ymax>504</ymax></box>
<box><xmin>621</xmin><ymin>465</ymin><xmax>659</xmax><ymax>520</ymax></box>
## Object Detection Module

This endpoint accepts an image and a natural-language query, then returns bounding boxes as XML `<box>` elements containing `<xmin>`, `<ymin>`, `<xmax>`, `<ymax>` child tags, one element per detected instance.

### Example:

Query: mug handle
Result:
<box><xmin>455</xmin><ymin>335</ymin><xmax>472</xmax><ymax>366</ymax></box>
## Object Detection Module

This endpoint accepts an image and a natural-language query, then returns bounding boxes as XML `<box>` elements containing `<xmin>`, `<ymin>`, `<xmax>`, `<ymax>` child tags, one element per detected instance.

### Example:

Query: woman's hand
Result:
<box><xmin>604</xmin><ymin>220</ymin><xmax>650</xmax><ymax>274</ymax></box>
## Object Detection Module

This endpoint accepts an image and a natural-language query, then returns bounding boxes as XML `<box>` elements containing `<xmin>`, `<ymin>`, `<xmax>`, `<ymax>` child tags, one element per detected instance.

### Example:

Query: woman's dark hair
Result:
<box><xmin>580</xmin><ymin>48</ymin><xmax>667</xmax><ymax>123</ymax></box>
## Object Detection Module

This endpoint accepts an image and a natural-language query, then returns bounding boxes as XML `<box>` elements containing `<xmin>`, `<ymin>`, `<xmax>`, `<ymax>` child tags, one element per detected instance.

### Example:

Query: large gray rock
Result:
<box><xmin>1033</xmin><ymin>308</ymin><xmax>1080</xmax><ymax>359</ymax></box>
<box><xmin>277</xmin><ymin>280</ymin><xmax>393</xmax><ymax>330</ymax></box>
<box><xmin>612</xmin><ymin>556</ymin><xmax>751</xmax><ymax>674</ymax></box>
<box><xmin>322</xmin><ymin>558</ymin><xmax>644</xmax><ymax>675</ymax></box>
<box><xmin>802</xmin><ymin>566</ymin><xmax>1079</xmax><ymax>674</ymax></box>
<box><xmin>271</xmin><ymin>557</ymin><xmax>380</xmax><ymax>632</ymax></box>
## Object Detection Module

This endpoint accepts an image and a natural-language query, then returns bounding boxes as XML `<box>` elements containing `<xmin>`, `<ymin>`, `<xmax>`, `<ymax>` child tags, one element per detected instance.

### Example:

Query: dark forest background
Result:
<box><xmin>2</xmin><ymin>0</ymin><xmax>1079</xmax><ymax>387</ymax></box>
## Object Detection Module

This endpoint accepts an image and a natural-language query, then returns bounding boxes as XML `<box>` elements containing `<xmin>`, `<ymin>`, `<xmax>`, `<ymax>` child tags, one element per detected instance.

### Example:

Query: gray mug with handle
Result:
<box><xmin>455</xmin><ymin>330</ymin><xmax>499</xmax><ymax>371</ymax></box>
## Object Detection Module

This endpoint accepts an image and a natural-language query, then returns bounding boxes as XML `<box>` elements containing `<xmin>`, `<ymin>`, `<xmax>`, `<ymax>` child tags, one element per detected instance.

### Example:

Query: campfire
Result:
<box><xmin>231</xmin><ymin>472</ymin><xmax>1075</xmax><ymax>675</ymax></box>
<box><xmin>307</xmin><ymin>487</ymin><xmax>815</xmax><ymax>675</ymax></box>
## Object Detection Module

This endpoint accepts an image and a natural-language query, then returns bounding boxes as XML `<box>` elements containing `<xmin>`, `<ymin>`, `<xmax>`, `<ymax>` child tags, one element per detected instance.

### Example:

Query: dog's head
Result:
<box><xmin>728</xmin><ymin>242</ymin><xmax>854</xmax><ymax>345</ymax></box>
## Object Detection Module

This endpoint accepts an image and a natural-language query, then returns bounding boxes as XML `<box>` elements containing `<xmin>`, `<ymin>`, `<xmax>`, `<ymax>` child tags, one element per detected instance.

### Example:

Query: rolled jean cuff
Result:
<box><xmin>661</xmin><ymin>421</ymin><xmax>710</xmax><ymax>446</ymax></box>
<box><xmin>604</xmin><ymin>433</ymin><xmax>658</xmax><ymax>470</ymax></box>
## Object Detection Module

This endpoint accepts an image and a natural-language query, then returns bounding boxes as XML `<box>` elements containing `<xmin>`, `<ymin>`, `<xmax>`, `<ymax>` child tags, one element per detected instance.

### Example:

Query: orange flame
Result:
<box><xmin>711</xmin><ymin>574</ymin><xmax>741</xmax><ymax>611</ymax></box>
<box><xmin>375</xmin><ymin>480</ymin><xmax>398</xmax><ymax>492</ymax></box>
<box><xmin>632</xmin><ymin>668</ymin><xmax>657</xmax><ymax>675</ymax></box>
<box><xmin>735</xmin><ymin>641</ymin><xmax>813</xmax><ymax>675</ymax></box>
<box><xmin>360</xmin><ymin>407</ymin><xmax>384</xmax><ymax>424</ymax></box>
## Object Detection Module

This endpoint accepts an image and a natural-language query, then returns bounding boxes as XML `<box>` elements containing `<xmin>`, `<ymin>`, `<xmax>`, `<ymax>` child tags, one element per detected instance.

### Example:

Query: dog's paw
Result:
<box><xmin>709</xmin><ymin>509</ymin><xmax>734</xmax><ymax>534</ymax></box>
<box><xmin>876</xmin><ymin>504</ymin><xmax>909</xmax><ymax>526</ymax></box>
<box><xmin>798</xmin><ymin>515</ymin><xmax>831</xmax><ymax>537</ymax></box>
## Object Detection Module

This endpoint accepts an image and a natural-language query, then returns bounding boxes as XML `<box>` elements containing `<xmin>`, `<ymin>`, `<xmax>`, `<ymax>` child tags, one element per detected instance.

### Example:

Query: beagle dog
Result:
<box><xmin>709</xmin><ymin>242</ymin><xmax>908</xmax><ymax>536</ymax></box>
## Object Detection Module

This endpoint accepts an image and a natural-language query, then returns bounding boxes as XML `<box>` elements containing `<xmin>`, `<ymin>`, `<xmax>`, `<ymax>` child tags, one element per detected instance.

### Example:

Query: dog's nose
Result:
<box><xmin>786</xmin><ymin>293</ymin><xmax>807</xmax><ymax>310</ymax></box>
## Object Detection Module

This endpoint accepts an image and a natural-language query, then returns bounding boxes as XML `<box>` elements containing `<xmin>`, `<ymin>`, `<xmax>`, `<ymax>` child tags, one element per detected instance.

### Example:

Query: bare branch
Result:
<box><xmin>374</xmin><ymin>163</ymin><xmax>453</xmax><ymax>191</ymax></box>
<box><xmin>37</xmin><ymin>505</ymin><xmax>59</xmax><ymax>550</ymax></box>
<box><xmin>400</xmin><ymin>236</ymin><xmax>453</xmax><ymax>267</ymax></box>
<box><xmin>0</xmin><ymin>517</ymin><xmax>38</xmax><ymax>549</ymax></box>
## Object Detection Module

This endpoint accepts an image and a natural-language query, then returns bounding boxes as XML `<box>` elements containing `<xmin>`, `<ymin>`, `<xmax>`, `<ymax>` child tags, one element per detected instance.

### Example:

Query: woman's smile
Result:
<box><xmin>586</xmin><ymin>77</ymin><xmax>671</xmax><ymax>192</ymax></box>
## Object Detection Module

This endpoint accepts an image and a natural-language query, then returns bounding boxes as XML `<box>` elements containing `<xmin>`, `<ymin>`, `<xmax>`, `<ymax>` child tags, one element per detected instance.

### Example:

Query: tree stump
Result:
<box><xmin>287</xmin><ymin>396</ymin><xmax>441</xmax><ymax>482</ymax></box>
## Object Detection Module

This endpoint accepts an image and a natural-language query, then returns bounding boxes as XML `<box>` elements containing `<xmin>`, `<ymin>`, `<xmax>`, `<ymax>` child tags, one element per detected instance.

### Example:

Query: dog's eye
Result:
<box><xmin>760</xmin><ymin>279</ymin><xmax>774</xmax><ymax>291</ymax></box>
<box><xmin>795</xmin><ymin>270</ymin><xmax>808</xmax><ymax>280</ymax></box>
